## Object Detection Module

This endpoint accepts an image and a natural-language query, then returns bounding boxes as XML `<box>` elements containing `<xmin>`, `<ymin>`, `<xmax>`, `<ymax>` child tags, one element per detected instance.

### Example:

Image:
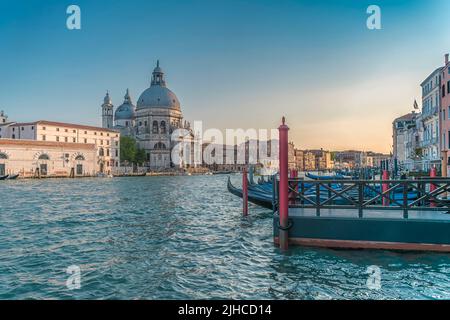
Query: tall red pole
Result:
<box><xmin>382</xmin><ymin>170</ymin><xmax>390</xmax><ymax>206</ymax></box>
<box><xmin>279</xmin><ymin>117</ymin><xmax>289</xmax><ymax>250</ymax></box>
<box><xmin>243</xmin><ymin>167</ymin><xmax>248</xmax><ymax>216</ymax></box>
<box><xmin>430</xmin><ymin>166</ymin><xmax>437</xmax><ymax>208</ymax></box>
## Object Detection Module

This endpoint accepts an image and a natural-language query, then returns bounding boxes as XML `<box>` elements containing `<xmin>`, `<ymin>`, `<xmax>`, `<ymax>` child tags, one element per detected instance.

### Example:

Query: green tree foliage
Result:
<box><xmin>120</xmin><ymin>136</ymin><xmax>137</xmax><ymax>165</ymax></box>
<box><xmin>135</xmin><ymin>148</ymin><xmax>147</xmax><ymax>166</ymax></box>
<box><xmin>120</xmin><ymin>136</ymin><xmax>149</xmax><ymax>166</ymax></box>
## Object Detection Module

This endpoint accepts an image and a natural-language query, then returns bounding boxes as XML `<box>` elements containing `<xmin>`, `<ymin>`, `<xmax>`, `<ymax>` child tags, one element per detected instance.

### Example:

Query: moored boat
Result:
<box><xmin>6</xmin><ymin>174</ymin><xmax>19</xmax><ymax>180</ymax></box>
<box><xmin>227</xmin><ymin>177</ymin><xmax>273</xmax><ymax>209</ymax></box>
<box><xmin>0</xmin><ymin>175</ymin><xmax>9</xmax><ymax>180</ymax></box>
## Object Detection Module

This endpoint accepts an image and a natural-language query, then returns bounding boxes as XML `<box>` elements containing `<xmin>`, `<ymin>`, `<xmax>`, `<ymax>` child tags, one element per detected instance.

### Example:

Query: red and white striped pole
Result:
<box><xmin>382</xmin><ymin>170</ymin><xmax>390</xmax><ymax>206</ymax></box>
<box><xmin>243</xmin><ymin>167</ymin><xmax>248</xmax><ymax>216</ymax></box>
<box><xmin>430</xmin><ymin>166</ymin><xmax>437</xmax><ymax>208</ymax></box>
<box><xmin>279</xmin><ymin>117</ymin><xmax>289</xmax><ymax>250</ymax></box>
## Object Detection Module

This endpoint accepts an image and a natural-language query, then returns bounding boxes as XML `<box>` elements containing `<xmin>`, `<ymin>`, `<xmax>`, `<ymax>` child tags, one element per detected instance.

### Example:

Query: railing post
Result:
<box><xmin>288</xmin><ymin>169</ymin><xmax>295</xmax><ymax>205</ymax></box>
<box><xmin>382</xmin><ymin>170</ymin><xmax>390</xmax><ymax>206</ymax></box>
<box><xmin>403</xmin><ymin>181</ymin><xmax>408</xmax><ymax>219</ymax></box>
<box><xmin>358</xmin><ymin>181</ymin><xmax>364</xmax><ymax>218</ymax></box>
<box><xmin>418</xmin><ymin>181</ymin><xmax>423</xmax><ymax>207</ymax></box>
<box><xmin>278</xmin><ymin>117</ymin><xmax>289</xmax><ymax>250</ymax></box>
<box><xmin>300</xmin><ymin>181</ymin><xmax>305</xmax><ymax>205</ymax></box>
<box><xmin>316</xmin><ymin>183</ymin><xmax>321</xmax><ymax>216</ymax></box>
<box><xmin>272</xmin><ymin>174</ymin><xmax>277</xmax><ymax>214</ymax></box>
<box><xmin>430</xmin><ymin>167</ymin><xmax>437</xmax><ymax>207</ymax></box>
<box><xmin>294</xmin><ymin>170</ymin><xmax>299</xmax><ymax>195</ymax></box>
<box><xmin>242</xmin><ymin>167</ymin><xmax>248</xmax><ymax>216</ymax></box>
<box><xmin>328</xmin><ymin>182</ymin><xmax>332</xmax><ymax>204</ymax></box>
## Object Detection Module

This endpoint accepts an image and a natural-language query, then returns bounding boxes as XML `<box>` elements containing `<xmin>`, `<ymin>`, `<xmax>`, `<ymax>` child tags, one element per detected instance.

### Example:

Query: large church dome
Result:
<box><xmin>137</xmin><ymin>61</ymin><xmax>180</xmax><ymax>110</ymax></box>
<box><xmin>115</xmin><ymin>89</ymin><xmax>136</xmax><ymax>120</ymax></box>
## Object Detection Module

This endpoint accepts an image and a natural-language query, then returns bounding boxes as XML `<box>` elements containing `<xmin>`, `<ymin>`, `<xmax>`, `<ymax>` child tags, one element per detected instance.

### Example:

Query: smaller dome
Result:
<box><xmin>115</xmin><ymin>89</ymin><xmax>136</xmax><ymax>120</ymax></box>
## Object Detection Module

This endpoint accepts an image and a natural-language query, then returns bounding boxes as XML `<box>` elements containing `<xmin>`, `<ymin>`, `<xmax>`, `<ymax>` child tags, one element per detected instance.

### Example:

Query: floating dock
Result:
<box><xmin>273</xmin><ymin>207</ymin><xmax>450</xmax><ymax>252</ymax></box>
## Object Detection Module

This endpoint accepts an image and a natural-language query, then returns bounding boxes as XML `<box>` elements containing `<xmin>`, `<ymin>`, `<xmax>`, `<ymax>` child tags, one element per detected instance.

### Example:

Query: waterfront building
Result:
<box><xmin>0</xmin><ymin>139</ymin><xmax>97</xmax><ymax>177</ymax></box>
<box><xmin>392</xmin><ymin>112</ymin><xmax>419</xmax><ymax>171</ymax></box>
<box><xmin>368</xmin><ymin>152</ymin><xmax>391</xmax><ymax>169</ymax></box>
<box><xmin>294</xmin><ymin>149</ymin><xmax>304</xmax><ymax>171</ymax></box>
<box><xmin>303</xmin><ymin>151</ymin><xmax>316</xmax><ymax>171</ymax></box>
<box><xmin>440</xmin><ymin>54</ymin><xmax>450</xmax><ymax>175</ymax></box>
<box><xmin>288</xmin><ymin>142</ymin><xmax>296</xmax><ymax>170</ymax></box>
<box><xmin>0</xmin><ymin>120</ymin><xmax>120</xmax><ymax>174</ymax></box>
<box><xmin>334</xmin><ymin>150</ymin><xmax>361</xmax><ymax>169</ymax></box>
<box><xmin>309</xmin><ymin>149</ymin><xmax>332</xmax><ymax>170</ymax></box>
<box><xmin>202</xmin><ymin>140</ymin><xmax>278</xmax><ymax>173</ymax></box>
<box><xmin>419</xmin><ymin>68</ymin><xmax>442</xmax><ymax>171</ymax></box>
<box><xmin>102</xmin><ymin>61</ymin><xmax>193</xmax><ymax>170</ymax></box>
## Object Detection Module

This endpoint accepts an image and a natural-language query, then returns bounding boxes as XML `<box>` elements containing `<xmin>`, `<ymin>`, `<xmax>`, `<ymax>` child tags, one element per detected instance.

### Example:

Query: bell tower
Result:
<box><xmin>102</xmin><ymin>91</ymin><xmax>114</xmax><ymax>129</ymax></box>
<box><xmin>0</xmin><ymin>110</ymin><xmax>8</xmax><ymax>124</ymax></box>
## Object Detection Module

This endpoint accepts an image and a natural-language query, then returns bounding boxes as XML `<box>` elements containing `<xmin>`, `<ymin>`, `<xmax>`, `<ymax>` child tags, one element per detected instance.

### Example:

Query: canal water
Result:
<box><xmin>0</xmin><ymin>175</ymin><xmax>449</xmax><ymax>300</ymax></box>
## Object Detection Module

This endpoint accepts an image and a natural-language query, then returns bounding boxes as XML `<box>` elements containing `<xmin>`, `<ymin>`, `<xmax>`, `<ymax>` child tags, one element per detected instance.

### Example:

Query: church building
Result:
<box><xmin>102</xmin><ymin>61</ymin><xmax>193</xmax><ymax>170</ymax></box>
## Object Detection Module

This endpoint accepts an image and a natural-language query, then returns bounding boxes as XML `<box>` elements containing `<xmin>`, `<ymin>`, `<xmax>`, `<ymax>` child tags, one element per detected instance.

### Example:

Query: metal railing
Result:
<box><xmin>273</xmin><ymin>178</ymin><xmax>450</xmax><ymax>218</ymax></box>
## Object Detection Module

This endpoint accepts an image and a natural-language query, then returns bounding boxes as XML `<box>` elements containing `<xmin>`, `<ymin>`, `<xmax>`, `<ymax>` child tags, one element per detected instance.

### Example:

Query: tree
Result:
<box><xmin>135</xmin><ymin>148</ymin><xmax>147</xmax><ymax>166</ymax></box>
<box><xmin>120</xmin><ymin>136</ymin><xmax>137</xmax><ymax>165</ymax></box>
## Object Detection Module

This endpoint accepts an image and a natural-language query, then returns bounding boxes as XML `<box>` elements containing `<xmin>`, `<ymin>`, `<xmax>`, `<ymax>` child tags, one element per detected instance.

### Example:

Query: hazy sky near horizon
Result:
<box><xmin>0</xmin><ymin>0</ymin><xmax>449</xmax><ymax>153</ymax></box>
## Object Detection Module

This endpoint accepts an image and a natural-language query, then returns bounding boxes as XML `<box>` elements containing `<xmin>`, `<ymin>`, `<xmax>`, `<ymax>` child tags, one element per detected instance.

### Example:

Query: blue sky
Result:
<box><xmin>0</xmin><ymin>0</ymin><xmax>449</xmax><ymax>152</ymax></box>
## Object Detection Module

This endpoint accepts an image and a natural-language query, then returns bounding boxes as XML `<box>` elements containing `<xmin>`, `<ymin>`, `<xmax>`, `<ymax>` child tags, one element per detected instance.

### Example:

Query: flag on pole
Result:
<box><xmin>413</xmin><ymin>100</ymin><xmax>419</xmax><ymax>110</ymax></box>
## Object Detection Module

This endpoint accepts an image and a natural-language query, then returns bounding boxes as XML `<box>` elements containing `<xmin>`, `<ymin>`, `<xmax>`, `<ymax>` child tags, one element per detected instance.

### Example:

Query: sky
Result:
<box><xmin>0</xmin><ymin>0</ymin><xmax>449</xmax><ymax>153</ymax></box>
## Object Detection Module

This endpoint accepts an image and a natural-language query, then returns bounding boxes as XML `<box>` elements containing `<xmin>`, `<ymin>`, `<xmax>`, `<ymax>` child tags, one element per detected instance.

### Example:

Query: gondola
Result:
<box><xmin>113</xmin><ymin>172</ymin><xmax>147</xmax><ymax>177</ymax></box>
<box><xmin>227</xmin><ymin>177</ymin><xmax>273</xmax><ymax>209</ymax></box>
<box><xmin>0</xmin><ymin>175</ymin><xmax>9</xmax><ymax>180</ymax></box>
<box><xmin>305</xmin><ymin>172</ymin><xmax>349</xmax><ymax>180</ymax></box>
<box><xmin>6</xmin><ymin>174</ymin><xmax>19</xmax><ymax>180</ymax></box>
<box><xmin>214</xmin><ymin>171</ymin><xmax>233</xmax><ymax>175</ymax></box>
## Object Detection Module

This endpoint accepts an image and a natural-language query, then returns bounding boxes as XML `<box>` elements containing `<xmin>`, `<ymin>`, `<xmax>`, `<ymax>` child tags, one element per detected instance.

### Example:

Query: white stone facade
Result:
<box><xmin>1</xmin><ymin>120</ymin><xmax>120</xmax><ymax>174</ymax></box>
<box><xmin>0</xmin><ymin>139</ymin><xmax>97</xmax><ymax>178</ymax></box>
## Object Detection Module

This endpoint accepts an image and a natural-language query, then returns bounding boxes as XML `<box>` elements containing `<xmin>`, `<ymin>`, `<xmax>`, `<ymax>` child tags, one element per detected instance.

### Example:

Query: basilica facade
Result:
<box><xmin>102</xmin><ymin>61</ymin><xmax>193</xmax><ymax>170</ymax></box>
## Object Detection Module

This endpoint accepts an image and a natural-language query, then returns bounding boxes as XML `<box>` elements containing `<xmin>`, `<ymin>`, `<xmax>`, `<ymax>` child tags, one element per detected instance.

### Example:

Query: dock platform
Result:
<box><xmin>273</xmin><ymin>208</ymin><xmax>450</xmax><ymax>252</ymax></box>
<box><xmin>273</xmin><ymin>178</ymin><xmax>450</xmax><ymax>252</ymax></box>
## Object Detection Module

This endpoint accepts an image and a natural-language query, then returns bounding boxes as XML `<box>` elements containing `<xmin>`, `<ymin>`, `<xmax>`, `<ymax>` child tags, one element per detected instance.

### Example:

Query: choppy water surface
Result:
<box><xmin>0</xmin><ymin>175</ymin><xmax>449</xmax><ymax>300</ymax></box>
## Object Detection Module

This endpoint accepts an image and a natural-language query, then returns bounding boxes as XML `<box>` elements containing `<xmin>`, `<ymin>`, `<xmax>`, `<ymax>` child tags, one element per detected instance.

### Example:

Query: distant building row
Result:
<box><xmin>290</xmin><ymin>145</ymin><xmax>388</xmax><ymax>171</ymax></box>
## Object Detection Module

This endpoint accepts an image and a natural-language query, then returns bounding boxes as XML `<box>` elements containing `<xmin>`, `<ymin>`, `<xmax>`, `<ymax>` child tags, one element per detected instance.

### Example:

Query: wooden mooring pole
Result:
<box><xmin>242</xmin><ymin>167</ymin><xmax>248</xmax><ymax>216</ymax></box>
<box><xmin>278</xmin><ymin>117</ymin><xmax>289</xmax><ymax>250</ymax></box>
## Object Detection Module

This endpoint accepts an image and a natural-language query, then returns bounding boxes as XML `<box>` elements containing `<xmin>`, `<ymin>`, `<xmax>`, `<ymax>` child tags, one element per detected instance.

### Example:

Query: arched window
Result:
<box><xmin>99</xmin><ymin>148</ymin><xmax>104</xmax><ymax>156</ymax></box>
<box><xmin>152</xmin><ymin>121</ymin><xmax>159</xmax><ymax>134</ymax></box>
<box><xmin>160</xmin><ymin>121</ymin><xmax>166</xmax><ymax>134</ymax></box>
<box><xmin>0</xmin><ymin>152</ymin><xmax>8</xmax><ymax>159</ymax></box>
<box><xmin>75</xmin><ymin>155</ymin><xmax>85</xmax><ymax>161</ymax></box>
<box><xmin>154</xmin><ymin>142</ymin><xmax>166</xmax><ymax>150</ymax></box>
<box><xmin>38</xmin><ymin>154</ymin><xmax>50</xmax><ymax>160</ymax></box>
